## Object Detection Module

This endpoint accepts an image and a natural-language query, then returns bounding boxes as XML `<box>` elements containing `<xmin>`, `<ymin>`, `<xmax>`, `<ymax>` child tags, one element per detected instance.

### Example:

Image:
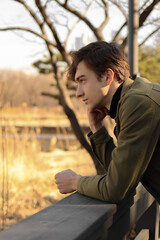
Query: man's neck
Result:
<box><xmin>105</xmin><ymin>80</ymin><xmax>121</xmax><ymax>111</ymax></box>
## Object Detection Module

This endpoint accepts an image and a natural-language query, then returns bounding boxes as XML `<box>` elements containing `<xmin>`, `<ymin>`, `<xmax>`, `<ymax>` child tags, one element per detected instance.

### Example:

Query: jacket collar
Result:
<box><xmin>109</xmin><ymin>78</ymin><xmax>134</xmax><ymax>119</ymax></box>
<box><xmin>120</xmin><ymin>78</ymin><xmax>134</xmax><ymax>99</ymax></box>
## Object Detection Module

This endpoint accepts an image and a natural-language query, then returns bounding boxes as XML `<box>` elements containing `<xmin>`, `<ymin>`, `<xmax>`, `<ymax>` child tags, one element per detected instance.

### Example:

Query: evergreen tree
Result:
<box><xmin>139</xmin><ymin>47</ymin><xmax>160</xmax><ymax>84</ymax></box>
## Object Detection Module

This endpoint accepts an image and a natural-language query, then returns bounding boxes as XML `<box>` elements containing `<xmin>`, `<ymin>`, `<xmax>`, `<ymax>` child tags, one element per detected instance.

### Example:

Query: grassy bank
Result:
<box><xmin>0</xmin><ymin>108</ymin><xmax>96</xmax><ymax>231</ymax></box>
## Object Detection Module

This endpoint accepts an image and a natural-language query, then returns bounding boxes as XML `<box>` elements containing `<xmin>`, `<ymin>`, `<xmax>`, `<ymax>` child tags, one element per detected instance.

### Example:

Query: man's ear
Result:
<box><xmin>105</xmin><ymin>68</ymin><xmax>114</xmax><ymax>86</ymax></box>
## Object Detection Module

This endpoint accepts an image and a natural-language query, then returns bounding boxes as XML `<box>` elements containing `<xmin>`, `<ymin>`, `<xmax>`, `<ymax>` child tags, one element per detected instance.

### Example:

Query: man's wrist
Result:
<box><xmin>90</xmin><ymin>123</ymin><xmax>103</xmax><ymax>134</ymax></box>
<box><xmin>72</xmin><ymin>175</ymin><xmax>81</xmax><ymax>191</ymax></box>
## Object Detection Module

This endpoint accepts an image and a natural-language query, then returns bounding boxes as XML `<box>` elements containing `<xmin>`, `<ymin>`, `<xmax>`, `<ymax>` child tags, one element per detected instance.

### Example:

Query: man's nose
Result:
<box><xmin>76</xmin><ymin>84</ymin><xmax>84</xmax><ymax>97</ymax></box>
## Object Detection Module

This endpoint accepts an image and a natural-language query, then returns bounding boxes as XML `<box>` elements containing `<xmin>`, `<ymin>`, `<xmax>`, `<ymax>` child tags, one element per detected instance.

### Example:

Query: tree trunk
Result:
<box><xmin>63</xmin><ymin>104</ymin><xmax>105</xmax><ymax>175</ymax></box>
<box><xmin>57</xmin><ymin>74</ymin><xmax>105</xmax><ymax>175</ymax></box>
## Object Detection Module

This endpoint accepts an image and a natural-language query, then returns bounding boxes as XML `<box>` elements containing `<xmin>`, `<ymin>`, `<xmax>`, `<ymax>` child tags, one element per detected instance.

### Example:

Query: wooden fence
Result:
<box><xmin>0</xmin><ymin>184</ymin><xmax>159</xmax><ymax>240</ymax></box>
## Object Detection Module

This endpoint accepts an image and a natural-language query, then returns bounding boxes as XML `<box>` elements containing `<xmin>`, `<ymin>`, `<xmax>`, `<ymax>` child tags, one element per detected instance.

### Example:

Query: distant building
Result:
<box><xmin>75</xmin><ymin>33</ymin><xmax>95</xmax><ymax>50</ymax></box>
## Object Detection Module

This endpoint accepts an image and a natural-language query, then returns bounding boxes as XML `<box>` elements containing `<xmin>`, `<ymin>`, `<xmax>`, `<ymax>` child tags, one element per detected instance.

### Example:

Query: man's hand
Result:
<box><xmin>55</xmin><ymin>169</ymin><xmax>81</xmax><ymax>194</ymax></box>
<box><xmin>87</xmin><ymin>107</ymin><xmax>109</xmax><ymax>133</ymax></box>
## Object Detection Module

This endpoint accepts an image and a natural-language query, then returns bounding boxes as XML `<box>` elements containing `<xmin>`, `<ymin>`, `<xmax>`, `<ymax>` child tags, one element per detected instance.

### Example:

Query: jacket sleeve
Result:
<box><xmin>77</xmin><ymin>94</ymin><xmax>159</xmax><ymax>203</ymax></box>
<box><xmin>88</xmin><ymin>126</ymin><xmax>116</xmax><ymax>171</ymax></box>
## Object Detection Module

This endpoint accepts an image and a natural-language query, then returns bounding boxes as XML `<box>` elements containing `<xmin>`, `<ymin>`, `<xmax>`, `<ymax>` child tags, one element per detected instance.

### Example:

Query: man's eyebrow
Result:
<box><xmin>75</xmin><ymin>74</ymin><xmax>86</xmax><ymax>82</ymax></box>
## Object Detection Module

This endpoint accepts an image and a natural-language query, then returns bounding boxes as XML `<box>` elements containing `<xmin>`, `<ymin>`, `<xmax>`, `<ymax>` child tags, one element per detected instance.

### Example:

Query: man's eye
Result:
<box><xmin>79</xmin><ymin>79</ymin><xmax>86</xmax><ymax>83</ymax></box>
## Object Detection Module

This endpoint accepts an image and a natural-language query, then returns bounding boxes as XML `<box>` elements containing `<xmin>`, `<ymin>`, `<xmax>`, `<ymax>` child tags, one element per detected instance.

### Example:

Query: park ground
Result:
<box><xmin>0</xmin><ymin>107</ymin><xmax>96</xmax><ymax>230</ymax></box>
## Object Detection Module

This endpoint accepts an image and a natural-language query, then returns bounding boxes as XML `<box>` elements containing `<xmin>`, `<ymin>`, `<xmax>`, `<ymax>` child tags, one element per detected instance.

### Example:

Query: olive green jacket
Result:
<box><xmin>77</xmin><ymin>77</ymin><xmax>160</xmax><ymax>203</ymax></box>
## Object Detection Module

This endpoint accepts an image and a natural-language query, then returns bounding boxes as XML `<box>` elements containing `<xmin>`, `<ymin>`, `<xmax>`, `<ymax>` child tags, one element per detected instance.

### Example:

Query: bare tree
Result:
<box><xmin>0</xmin><ymin>70</ymin><xmax>20</xmax><ymax>107</ymax></box>
<box><xmin>0</xmin><ymin>0</ymin><xmax>159</xmax><ymax>173</ymax></box>
<box><xmin>0</xmin><ymin>70</ymin><xmax>58</xmax><ymax>107</ymax></box>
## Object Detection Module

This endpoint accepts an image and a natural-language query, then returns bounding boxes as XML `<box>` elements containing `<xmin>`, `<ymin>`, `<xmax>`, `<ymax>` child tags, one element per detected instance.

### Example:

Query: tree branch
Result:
<box><xmin>109</xmin><ymin>0</ymin><xmax>128</xmax><ymax>42</ymax></box>
<box><xmin>41</xmin><ymin>92</ymin><xmax>59</xmax><ymax>100</ymax></box>
<box><xmin>35</xmin><ymin>0</ymin><xmax>71</xmax><ymax>65</ymax></box>
<box><xmin>139</xmin><ymin>0</ymin><xmax>151</xmax><ymax>13</ymax></box>
<box><xmin>95</xmin><ymin>0</ymin><xmax>103</xmax><ymax>8</ymax></box>
<box><xmin>139</xmin><ymin>25</ymin><xmax>160</xmax><ymax>47</ymax></box>
<box><xmin>112</xmin><ymin>22</ymin><xmax>127</xmax><ymax>42</ymax></box>
<box><xmin>13</xmin><ymin>0</ymin><xmax>43</xmax><ymax>27</ymax></box>
<box><xmin>0</xmin><ymin>27</ymin><xmax>56</xmax><ymax>47</ymax></box>
<box><xmin>121</xmin><ymin>0</ymin><xmax>160</xmax><ymax>49</ymax></box>
<box><xmin>12</xmin><ymin>0</ymin><xmax>61</xmax><ymax>53</ymax></box>
<box><xmin>139</xmin><ymin>0</ymin><xmax>160</xmax><ymax>28</ymax></box>
<box><xmin>109</xmin><ymin>0</ymin><xmax>128</xmax><ymax>20</ymax></box>
<box><xmin>143</xmin><ymin>17</ymin><xmax>160</xmax><ymax>26</ymax></box>
<box><xmin>98</xmin><ymin>0</ymin><xmax>109</xmax><ymax>32</ymax></box>
<box><xmin>64</xmin><ymin>0</ymin><xmax>94</xmax><ymax>49</ymax></box>
<box><xmin>55</xmin><ymin>0</ymin><xmax>104</xmax><ymax>40</ymax></box>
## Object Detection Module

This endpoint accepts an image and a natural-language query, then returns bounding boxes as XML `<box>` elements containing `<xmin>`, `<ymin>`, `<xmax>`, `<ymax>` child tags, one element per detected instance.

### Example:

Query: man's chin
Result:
<box><xmin>88</xmin><ymin>105</ymin><xmax>98</xmax><ymax>112</ymax></box>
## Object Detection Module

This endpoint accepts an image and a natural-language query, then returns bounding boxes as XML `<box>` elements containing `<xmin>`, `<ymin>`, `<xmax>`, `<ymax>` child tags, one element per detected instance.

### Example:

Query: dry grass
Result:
<box><xmin>0</xmin><ymin>109</ymin><xmax>96</xmax><ymax>231</ymax></box>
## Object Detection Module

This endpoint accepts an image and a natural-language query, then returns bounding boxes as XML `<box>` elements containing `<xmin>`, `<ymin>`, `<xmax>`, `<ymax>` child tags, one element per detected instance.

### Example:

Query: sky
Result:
<box><xmin>0</xmin><ymin>0</ymin><xmax>158</xmax><ymax>73</ymax></box>
<box><xmin>0</xmin><ymin>0</ymin><xmax>127</xmax><ymax>72</ymax></box>
<box><xmin>0</xmin><ymin>0</ymin><xmax>47</xmax><ymax>72</ymax></box>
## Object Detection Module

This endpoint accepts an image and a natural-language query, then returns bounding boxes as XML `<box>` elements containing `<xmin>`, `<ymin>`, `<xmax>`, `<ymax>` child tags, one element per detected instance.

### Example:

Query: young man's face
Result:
<box><xmin>75</xmin><ymin>61</ymin><xmax>109</xmax><ymax>110</ymax></box>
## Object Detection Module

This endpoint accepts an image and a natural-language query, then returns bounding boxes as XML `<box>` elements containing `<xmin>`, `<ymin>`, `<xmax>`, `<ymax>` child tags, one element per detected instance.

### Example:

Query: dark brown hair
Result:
<box><xmin>68</xmin><ymin>41</ymin><xmax>130</xmax><ymax>83</ymax></box>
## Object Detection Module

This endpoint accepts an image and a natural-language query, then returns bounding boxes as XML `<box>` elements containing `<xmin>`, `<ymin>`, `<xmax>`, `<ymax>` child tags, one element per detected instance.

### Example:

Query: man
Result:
<box><xmin>55</xmin><ymin>41</ymin><xmax>160</xmax><ymax>204</ymax></box>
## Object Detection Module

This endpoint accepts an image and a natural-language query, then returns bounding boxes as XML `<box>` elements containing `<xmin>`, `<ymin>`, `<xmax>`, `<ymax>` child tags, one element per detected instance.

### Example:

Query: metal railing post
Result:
<box><xmin>128</xmin><ymin>0</ymin><xmax>139</xmax><ymax>79</ymax></box>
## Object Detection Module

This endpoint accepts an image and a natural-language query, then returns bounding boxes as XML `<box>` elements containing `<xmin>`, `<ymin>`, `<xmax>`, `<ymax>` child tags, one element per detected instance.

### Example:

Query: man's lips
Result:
<box><xmin>82</xmin><ymin>99</ymin><xmax>88</xmax><ymax>104</ymax></box>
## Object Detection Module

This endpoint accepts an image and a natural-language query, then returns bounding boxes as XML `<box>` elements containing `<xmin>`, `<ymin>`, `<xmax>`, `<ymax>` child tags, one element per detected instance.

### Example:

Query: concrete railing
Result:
<box><xmin>0</xmin><ymin>184</ymin><xmax>159</xmax><ymax>240</ymax></box>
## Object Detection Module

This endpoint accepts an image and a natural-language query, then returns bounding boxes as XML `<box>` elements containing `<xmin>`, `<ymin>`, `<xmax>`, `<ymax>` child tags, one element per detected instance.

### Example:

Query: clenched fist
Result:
<box><xmin>55</xmin><ymin>169</ymin><xmax>81</xmax><ymax>194</ymax></box>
